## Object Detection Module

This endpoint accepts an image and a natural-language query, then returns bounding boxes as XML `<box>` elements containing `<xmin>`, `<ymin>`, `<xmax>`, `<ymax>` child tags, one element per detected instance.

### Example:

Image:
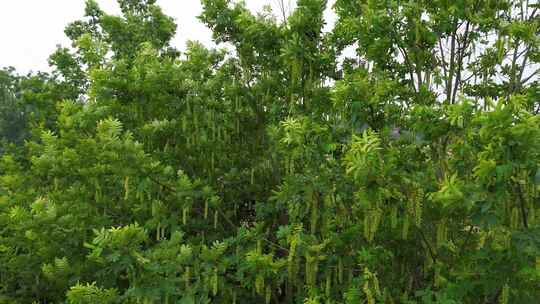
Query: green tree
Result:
<box><xmin>0</xmin><ymin>68</ymin><xmax>26</xmax><ymax>150</ymax></box>
<box><xmin>0</xmin><ymin>0</ymin><xmax>539</xmax><ymax>303</ymax></box>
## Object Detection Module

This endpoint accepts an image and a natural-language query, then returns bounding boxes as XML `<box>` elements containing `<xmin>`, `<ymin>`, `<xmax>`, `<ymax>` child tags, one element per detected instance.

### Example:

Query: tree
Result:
<box><xmin>0</xmin><ymin>68</ymin><xmax>26</xmax><ymax>150</ymax></box>
<box><xmin>0</xmin><ymin>0</ymin><xmax>538</xmax><ymax>303</ymax></box>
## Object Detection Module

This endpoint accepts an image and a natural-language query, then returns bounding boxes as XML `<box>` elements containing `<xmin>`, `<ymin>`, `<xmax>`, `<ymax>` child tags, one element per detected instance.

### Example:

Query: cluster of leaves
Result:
<box><xmin>0</xmin><ymin>0</ymin><xmax>539</xmax><ymax>303</ymax></box>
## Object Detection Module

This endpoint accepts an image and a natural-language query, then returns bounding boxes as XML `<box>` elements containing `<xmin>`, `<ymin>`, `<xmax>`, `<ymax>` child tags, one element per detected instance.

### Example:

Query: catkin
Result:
<box><xmin>212</xmin><ymin>267</ymin><xmax>218</xmax><ymax>296</ymax></box>
<box><xmin>372</xmin><ymin>273</ymin><xmax>381</xmax><ymax>296</ymax></box>
<box><xmin>402</xmin><ymin>215</ymin><xmax>410</xmax><ymax>240</ymax></box>
<box><xmin>183</xmin><ymin>207</ymin><xmax>188</xmax><ymax>225</ymax></box>
<box><xmin>94</xmin><ymin>179</ymin><xmax>101</xmax><ymax>202</ymax></box>
<box><xmin>211</xmin><ymin>112</ymin><xmax>215</xmax><ymax>141</ymax></box>
<box><xmin>184</xmin><ymin>266</ymin><xmax>190</xmax><ymax>289</ymax></box>
<box><xmin>363</xmin><ymin>282</ymin><xmax>375</xmax><ymax>304</ymax></box>
<box><xmin>305</xmin><ymin>253</ymin><xmax>318</xmax><ymax>288</ymax></box>
<box><xmin>477</xmin><ymin>233</ymin><xmax>486</xmax><ymax>249</ymax></box>
<box><xmin>407</xmin><ymin>195</ymin><xmax>415</xmax><ymax>217</ymax></box>
<box><xmin>325</xmin><ymin>273</ymin><xmax>331</xmax><ymax>298</ymax></box>
<box><xmin>265</xmin><ymin>286</ymin><xmax>271</xmax><ymax>304</ymax></box>
<box><xmin>364</xmin><ymin>215</ymin><xmax>371</xmax><ymax>241</ymax></box>
<box><xmin>288</xmin><ymin>237</ymin><xmax>297</xmax><ymax>283</ymax></box>
<box><xmin>499</xmin><ymin>283</ymin><xmax>509</xmax><ymax>304</ymax></box>
<box><xmin>390</xmin><ymin>206</ymin><xmax>398</xmax><ymax>229</ymax></box>
<box><xmin>415</xmin><ymin>188</ymin><xmax>423</xmax><ymax>226</ymax></box>
<box><xmin>289</xmin><ymin>158</ymin><xmax>294</xmax><ymax>174</ymax></box>
<box><xmin>123</xmin><ymin>176</ymin><xmax>130</xmax><ymax>200</ymax></box>
<box><xmin>436</xmin><ymin>221</ymin><xmax>447</xmax><ymax>248</ymax></box>
<box><xmin>337</xmin><ymin>257</ymin><xmax>343</xmax><ymax>284</ymax></box>
<box><xmin>364</xmin><ymin>209</ymin><xmax>382</xmax><ymax>242</ymax></box>
<box><xmin>510</xmin><ymin>207</ymin><xmax>519</xmax><ymax>229</ymax></box>
<box><xmin>372</xmin><ymin>209</ymin><xmax>382</xmax><ymax>240</ymax></box>
<box><xmin>311</xmin><ymin>195</ymin><xmax>319</xmax><ymax>234</ymax></box>
<box><xmin>407</xmin><ymin>188</ymin><xmax>423</xmax><ymax>227</ymax></box>
<box><xmin>255</xmin><ymin>274</ymin><xmax>264</xmax><ymax>295</ymax></box>
<box><xmin>312</xmin><ymin>258</ymin><xmax>319</xmax><ymax>288</ymax></box>
<box><xmin>305</xmin><ymin>254</ymin><xmax>312</xmax><ymax>286</ymax></box>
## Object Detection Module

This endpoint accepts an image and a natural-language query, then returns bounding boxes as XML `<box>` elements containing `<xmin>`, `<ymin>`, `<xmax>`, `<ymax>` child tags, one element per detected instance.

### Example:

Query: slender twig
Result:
<box><xmin>417</xmin><ymin>227</ymin><xmax>437</xmax><ymax>263</ymax></box>
<box><xmin>447</xmin><ymin>23</ymin><xmax>457</xmax><ymax>103</ymax></box>
<box><xmin>451</xmin><ymin>21</ymin><xmax>471</xmax><ymax>104</ymax></box>
<box><xmin>520</xmin><ymin>69</ymin><xmax>539</xmax><ymax>85</ymax></box>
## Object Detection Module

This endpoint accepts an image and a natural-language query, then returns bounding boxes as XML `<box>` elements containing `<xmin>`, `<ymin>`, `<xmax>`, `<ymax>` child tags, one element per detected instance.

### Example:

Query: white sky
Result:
<box><xmin>0</xmin><ymin>0</ymin><xmax>336</xmax><ymax>74</ymax></box>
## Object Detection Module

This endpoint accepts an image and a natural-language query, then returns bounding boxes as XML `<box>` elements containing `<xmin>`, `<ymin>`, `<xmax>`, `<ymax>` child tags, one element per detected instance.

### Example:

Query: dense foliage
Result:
<box><xmin>1</xmin><ymin>0</ymin><xmax>539</xmax><ymax>303</ymax></box>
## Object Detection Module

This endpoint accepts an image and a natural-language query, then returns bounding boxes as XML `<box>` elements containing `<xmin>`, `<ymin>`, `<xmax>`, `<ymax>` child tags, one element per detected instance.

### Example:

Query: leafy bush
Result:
<box><xmin>0</xmin><ymin>0</ymin><xmax>539</xmax><ymax>303</ymax></box>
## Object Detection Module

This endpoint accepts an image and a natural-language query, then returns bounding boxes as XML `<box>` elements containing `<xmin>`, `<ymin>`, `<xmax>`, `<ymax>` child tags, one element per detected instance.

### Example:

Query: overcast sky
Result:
<box><xmin>0</xmin><ymin>0</ymin><xmax>336</xmax><ymax>74</ymax></box>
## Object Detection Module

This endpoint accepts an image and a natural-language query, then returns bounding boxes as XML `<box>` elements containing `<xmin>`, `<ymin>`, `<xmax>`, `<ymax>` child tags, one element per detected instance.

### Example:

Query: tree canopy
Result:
<box><xmin>0</xmin><ymin>0</ymin><xmax>539</xmax><ymax>303</ymax></box>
